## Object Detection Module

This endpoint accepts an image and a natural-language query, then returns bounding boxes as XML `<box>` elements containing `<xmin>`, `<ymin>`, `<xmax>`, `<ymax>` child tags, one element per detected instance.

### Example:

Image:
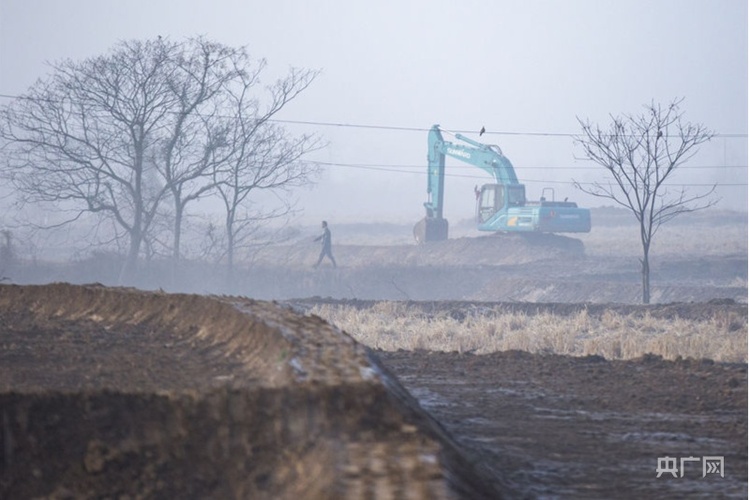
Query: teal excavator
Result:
<box><xmin>414</xmin><ymin>125</ymin><xmax>591</xmax><ymax>243</ymax></box>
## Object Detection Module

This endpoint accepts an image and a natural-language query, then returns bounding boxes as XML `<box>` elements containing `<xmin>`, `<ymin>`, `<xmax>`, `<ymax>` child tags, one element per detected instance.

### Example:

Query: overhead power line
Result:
<box><xmin>0</xmin><ymin>92</ymin><xmax>747</xmax><ymax>138</ymax></box>
<box><xmin>268</xmin><ymin>118</ymin><xmax>579</xmax><ymax>137</ymax></box>
<box><xmin>310</xmin><ymin>161</ymin><xmax>748</xmax><ymax>187</ymax></box>
<box><xmin>261</xmin><ymin>118</ymin><xmax>750</xmax><ymax>139</ymax></box>
<box><xmin>312</xmin><ymin>160</ymin><xmax>748</xmax><ymax>171</ymax></box>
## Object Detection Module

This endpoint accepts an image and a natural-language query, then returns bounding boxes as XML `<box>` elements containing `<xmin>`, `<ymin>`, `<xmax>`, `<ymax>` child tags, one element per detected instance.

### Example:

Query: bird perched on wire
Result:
<box><xmin>479</xmin><ymin>126</ymin><xmax>486</xmax><ymax>136</ymax></box>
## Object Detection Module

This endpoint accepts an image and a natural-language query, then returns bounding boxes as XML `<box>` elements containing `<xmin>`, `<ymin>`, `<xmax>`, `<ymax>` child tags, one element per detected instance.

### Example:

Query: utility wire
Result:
<box><xmin>310</xmin><ymin>162</ymin><xmax>748</xmax><ymax>187</ymax></box>
<box><xmin>312</xmin><ymin>160</ymin><xmax>748</xmax><ymax>171</ymax></box>
<box><xmin>270</xmin><ymin>118</ymin><xmax>750</xmax><ymax>139</ymax></box>
<box><xmin>269</xmin><ymin>118</ymin><xmax>579</xmax><ymax>137</ymax></box>
<box><xmin>0</xmin><ymin>92</ymin><xmax>747</xmax><ymax>138</ymax></box>
<box><xmin>1</xmin><ymin>92</ymin><xmax>747</xmax><ymax>186</ymax></box>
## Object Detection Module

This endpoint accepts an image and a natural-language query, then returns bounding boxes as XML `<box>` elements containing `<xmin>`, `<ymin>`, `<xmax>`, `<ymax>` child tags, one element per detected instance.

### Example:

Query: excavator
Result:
<box><xmin>414</xmin><ymin>125</ymin><xmax>591</xmax><ymax>243</ymax></box>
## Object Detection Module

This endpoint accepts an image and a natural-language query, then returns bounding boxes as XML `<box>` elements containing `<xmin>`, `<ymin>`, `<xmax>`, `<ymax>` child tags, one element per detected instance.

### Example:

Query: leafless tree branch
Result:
<box><xmin>573</xmin><ymin>98</ymin><xmax>716</xmax><ymax>303</ymax></box>
<box><xmin>0</xmin><ymin>37</ymin><xmax>322</xmax><ymax>286</ymax></box>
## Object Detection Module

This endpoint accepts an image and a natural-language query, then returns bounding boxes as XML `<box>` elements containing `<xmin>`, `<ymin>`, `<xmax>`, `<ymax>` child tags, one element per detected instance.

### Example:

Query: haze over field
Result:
<box><xmin>1</xmin><ymin>6</ymin><xmax>746</xmax><ymax>496</ymax></box>
<box><xmin>1</xmin><ymin>0</ymin><xmax>747</xmax><ymax>228</ymax></box>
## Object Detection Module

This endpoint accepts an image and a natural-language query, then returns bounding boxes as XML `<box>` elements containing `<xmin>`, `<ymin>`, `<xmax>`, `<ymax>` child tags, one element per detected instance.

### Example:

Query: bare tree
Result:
<box><xmin>574</xmin><ymin>99</ymin><xmax>717</xmax><ymax>304</ymax></box>
<box><xmin>154</xmin><ymin>39</ymin><xmax>249</xmax><ymax>281</ymax></box>
<box><xmin>213</xmin><ymin>68</ymin><xmax>322</xmax><ymax>286</ymax></box>
<box><xmin>0</xmin><ymin>37</ymin><xmax>320</xmax><ymax>284</ymax></box>
<box><xmin>0</xmin><ymin>38</ymin><xmax>181</xmax><ymax>281</ymax></box>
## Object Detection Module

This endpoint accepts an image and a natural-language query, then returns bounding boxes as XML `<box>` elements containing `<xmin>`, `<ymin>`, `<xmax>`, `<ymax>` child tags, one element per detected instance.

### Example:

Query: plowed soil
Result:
<box><xmin>0</xmin><ymin>284</ymin><xmax>746</xmax><ymax>499</ymax></box>
<box><xmin>0</xmin><ymin>284</ymin><xmax>500</xmax><ymax>499</ymax></box>
<box><xmin>377</xmin><ymin>349</ymin><xmax>747</xmax><ymax>499</ymax></box>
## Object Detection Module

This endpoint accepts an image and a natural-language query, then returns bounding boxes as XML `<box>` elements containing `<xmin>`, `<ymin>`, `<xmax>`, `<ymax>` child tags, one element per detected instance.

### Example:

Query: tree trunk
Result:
<box><xmin>225</xmin><ymin>218</ymin><xmax>235</xmax><ymax>292</ymax></box>
<box><xmin>172</xmin><ymin>203</ymin><xmax>184</xmax><ymax>289</ymax></box>
<box><xmin>640</xmin><ymin>253</ymin><xmax>651</xmax><ymax>304</ymax></box>
<box><xmin>119</xmin><ymin>230</ymin><xmax>142</xmax><ymax>285</ymax></box>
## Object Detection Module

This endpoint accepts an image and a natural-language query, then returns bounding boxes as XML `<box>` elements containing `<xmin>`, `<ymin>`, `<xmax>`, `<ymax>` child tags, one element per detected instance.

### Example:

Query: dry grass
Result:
<box><xmin>576</xmin><ymin>221</ymin><xmax>748</xmax><ymax>258</ymax></box>
<box><xmin>309</xmin><ymin>302</ymin><xmax>748</xmax><ymax>363</ymax></box>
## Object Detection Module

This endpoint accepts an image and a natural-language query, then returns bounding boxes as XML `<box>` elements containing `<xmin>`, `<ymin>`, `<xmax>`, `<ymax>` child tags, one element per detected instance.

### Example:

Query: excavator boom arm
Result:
<box><xmin>440</xmin><ymin>132</ymin><xmax>519</xmax><ymax>185</ymax></box>
<box><xmin>423</xmin><ymin>126</ymin><xmax>447</xmax><ymax>219</ymax></box>
<box><xmin>423</xmin><ymin>125</ymin><xmax>519</xmax><ymax>220</ymax></box>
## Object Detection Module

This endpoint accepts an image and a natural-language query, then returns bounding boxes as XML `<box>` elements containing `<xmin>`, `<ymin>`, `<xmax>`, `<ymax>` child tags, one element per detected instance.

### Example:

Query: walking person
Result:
<box><xmin>314</xmin><ymin>220</ymin><xmax>337</xmax><ymax>268</ymax></box>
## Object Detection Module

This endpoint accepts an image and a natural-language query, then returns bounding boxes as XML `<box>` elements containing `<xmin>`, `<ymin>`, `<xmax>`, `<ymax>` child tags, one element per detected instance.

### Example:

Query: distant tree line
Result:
<box><xmin>0</xmin><ymin>36</ymin><xmax>322</xmax><ymax>285</ymax></box>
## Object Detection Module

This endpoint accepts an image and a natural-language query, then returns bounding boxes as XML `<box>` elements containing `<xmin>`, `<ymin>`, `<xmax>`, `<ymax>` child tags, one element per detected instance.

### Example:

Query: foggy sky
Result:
<box><xmin>1</xmin><ymin>0</ymin><xmax>747</xmax><ymax>226</ymax></box>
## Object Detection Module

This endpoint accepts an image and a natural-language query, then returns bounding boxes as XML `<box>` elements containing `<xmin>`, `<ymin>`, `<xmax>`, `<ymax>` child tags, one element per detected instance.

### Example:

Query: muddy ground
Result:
<box><xmin>0</xmin><ymin>212</ymin><xmax>747</xmax><ymax>498</ymax></box>
<box><xmin>376</xmin><ymin>348</ymin><xmax>747</xmax><ymax>499</ymax></box>
<box><xmin>0</xmin><ymin>284</ymin><xmax>746</xmax><ymax>499</ymax></box>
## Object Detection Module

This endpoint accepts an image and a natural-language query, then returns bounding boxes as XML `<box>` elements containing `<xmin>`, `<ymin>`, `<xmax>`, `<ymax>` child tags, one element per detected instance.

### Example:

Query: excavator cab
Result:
<box><xmin>476</xmin><ymin>184</ymin><xmax>526</xmax><ymax>223</ymax></box>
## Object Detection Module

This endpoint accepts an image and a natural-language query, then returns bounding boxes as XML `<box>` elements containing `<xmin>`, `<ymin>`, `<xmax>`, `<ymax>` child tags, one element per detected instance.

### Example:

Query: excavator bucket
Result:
<box><xmin>413</xmin><ymin>217</ymin><xmax>449</xmax><ymax>244</ymax></box>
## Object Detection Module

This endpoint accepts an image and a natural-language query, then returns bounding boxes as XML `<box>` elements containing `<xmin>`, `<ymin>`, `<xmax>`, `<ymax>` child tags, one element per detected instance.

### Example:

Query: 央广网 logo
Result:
<box><xmin>656</xmin><ymin>456</ymin><xmax>724</xmax><ymax>478</ymax></box>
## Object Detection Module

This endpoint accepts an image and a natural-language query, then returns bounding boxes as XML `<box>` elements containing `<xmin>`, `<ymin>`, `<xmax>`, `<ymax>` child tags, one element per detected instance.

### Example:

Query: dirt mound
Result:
<box><xmin>257</xmin><ymin>233</ymin><xmax>585</xmax><ymax>269</ymax></box>
<box><xmin>0</xmin><ymin>284</ymin><xmax>500</xmax><ymax>499</ymax></box>
<box><xmin>354</xmin><ymin>233</ymin><xmax>585</xmax><ymax>267</ymax></box>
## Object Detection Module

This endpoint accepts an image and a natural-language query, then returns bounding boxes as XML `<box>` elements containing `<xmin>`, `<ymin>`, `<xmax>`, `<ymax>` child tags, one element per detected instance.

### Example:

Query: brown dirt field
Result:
<box><xmin>0</xmin><ymin>283</ymin><xmax>746</xmax><ymax>499</ymax></box>
<box><xmin>376</xmin><ymin>349</ymin><xmax>747</xmax><ymax>499</ymax></box>
<box><xmin>0</xmin><ymin>284</ymin><xmax>497</xmax><ymax>499</ymax></box>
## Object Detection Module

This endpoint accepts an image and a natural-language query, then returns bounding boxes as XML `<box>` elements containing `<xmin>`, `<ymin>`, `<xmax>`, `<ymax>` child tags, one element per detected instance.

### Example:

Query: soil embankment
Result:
<box><xmin>0</xmin><ymin>283</ymin><xmax>500</xmax><ymax>499</ymax></box>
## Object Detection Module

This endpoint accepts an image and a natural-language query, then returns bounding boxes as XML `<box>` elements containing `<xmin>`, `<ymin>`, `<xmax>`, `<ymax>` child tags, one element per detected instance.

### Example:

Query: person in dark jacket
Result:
<box><xmin>314</xmin><ymin>220</ymin><xmax>336</xmax><ymax>268</ymax></box>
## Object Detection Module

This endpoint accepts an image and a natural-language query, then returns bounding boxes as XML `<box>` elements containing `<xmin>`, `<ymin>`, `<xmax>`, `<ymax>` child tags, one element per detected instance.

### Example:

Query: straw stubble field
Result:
<box><xmin>308</xmin><ymin>300</ymin><xmax>747</xmax><ymax>362</ymax></box>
